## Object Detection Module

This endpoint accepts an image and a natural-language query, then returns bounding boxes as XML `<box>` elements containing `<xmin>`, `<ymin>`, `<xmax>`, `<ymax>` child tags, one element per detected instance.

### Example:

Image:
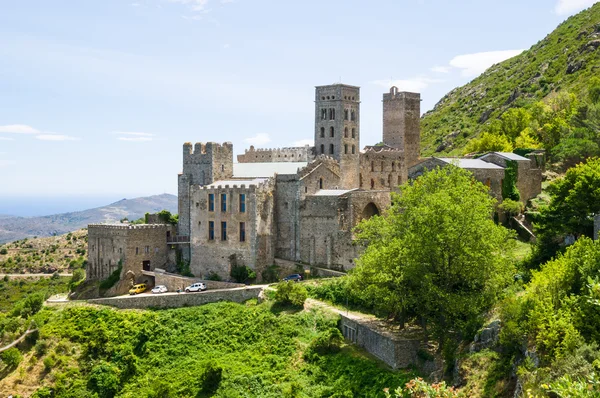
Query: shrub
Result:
<box><xmin>199</xmin><ymin>361</ymin><xmax>223</xmax><ymax>395</ymax></box>
<box><xmin>274</xmin><ymin>281</ymin><xmax>307</xmax><ymax>307</ymax></box>
<box><xmin>305</xmin><ymin>328</ymin><xmax>343</xmax><ymax>361</ymax></box>
<box><xmin>499</xmin><ymin>199</ymin><xmax>524</xmax><ymax>217</ymax></box>
<box><xmin>88</xmin><ymin>362</ymin><xmax>121</xmax><ymax>398</ymax></box>
<box><xmin>21</xmin><ymin>293</ymin><xmax>45</xmax><ymax>317</ymax></box>
<box><xmin>35</xmin><ymin>340</ymin><xmax>49</xmax><ymax>357</ymax></box>
<box><xmin>230</xmin><ymin>265</ymin><xmax>256</xmax><ymax>283</ymax></box>
<box><xmin>70</xmin><ymin>268</ymin><xmax>85</xmax><ymax>289</ymax></box>
<box><xmin>43</xmin><ymin>355</ymin><xmax>56</xmax><ymax>371</ymax></box>
<box><xmin>385</xmin><ymin>377</ymin><xmax>459</xmax><ymax>397</ymax></box>
<box><xmin>99</xmin><ymin>265</ymin><xmax>122</xmax><ymax>290</ymax></box>
<box><xmin>205</xmin><ymin>272</ymin><xmax>222</xmax><ymax>281</ymax></box>
<box><xmin>261</xmin><ymin>265</ymin><xmax>281</xmax><ymax>283</ymax></box>
<box><xmin>1</xmin><ymin>347</ymin><xmax>23</xmax><ymax>368</ymax></box>
<box><xmin>0</xmin><ymin>248</ymin><xmax>7</xmax><ymax>255</ymax></box>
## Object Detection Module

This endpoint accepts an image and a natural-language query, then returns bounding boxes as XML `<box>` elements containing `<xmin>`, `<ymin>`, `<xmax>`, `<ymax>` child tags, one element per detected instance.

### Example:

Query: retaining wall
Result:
<box><xmin>88</xmin><ymin>286</ymin><xmax>262</xmax><ymax>310</ymax></box>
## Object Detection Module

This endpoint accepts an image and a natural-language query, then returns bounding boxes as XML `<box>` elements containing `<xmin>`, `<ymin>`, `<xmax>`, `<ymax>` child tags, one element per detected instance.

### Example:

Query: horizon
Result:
<box><xmin>0</xmin><ymin>0</ymin><xmax>598</xmax><ymax>202</ymax></box>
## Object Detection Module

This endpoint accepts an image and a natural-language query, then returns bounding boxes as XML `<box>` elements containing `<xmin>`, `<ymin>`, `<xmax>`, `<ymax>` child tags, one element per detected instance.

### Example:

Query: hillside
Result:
<box><xmin>421</xmin><ymin>2</ymin><xmax>600</xmax><ymax>156</ymax></box>
<box><xmin>0</xmin><ymin>193</ymin><xmax>177</xmax><ymax>244</ymax></box>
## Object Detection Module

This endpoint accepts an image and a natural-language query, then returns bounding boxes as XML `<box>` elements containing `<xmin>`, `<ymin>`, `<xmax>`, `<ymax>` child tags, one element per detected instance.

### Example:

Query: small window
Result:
<box><xmin>388</xmin><ymin>174</ymin><xmax>392</xmax><ymax>186</ymax></box>
<box><xmin>330</xmin><ymin>126</ymin><xmax>334</xmax><ymax>137</ymax></box>
<box><xmin>371</xmin><ymin>179</ymin><xmax>375</xmax><ymax>189</ymax></box>
<box><xmin>305</xmin><ymin>186</ymin><xmax>308</xmax><ymax>193</ymax></box>
<box><xmin>344</xmin><ymin>127</ymin><xmax>348</xmax><ymax>138</ymax></box>
<box><xmin>155</xmin><ymin>247</ymin><xmax>159</xmax><ymax>254</ymax></box>
<box><xmin>221</xmin><ymin>193</ymin><xmax>227</xmax><ymax>212</ymax></box>
<box><xmin>221</xmin><ymin>222</ymin><xmax>227</xmax><ymax>241</ymax></box>
<box><xmin>344</xmin><ymin>109</ymin><xmax>349</xmax><ymax>120</ymax></box>
<box><xmin>209</xmin><ymin>221</ymin><xmax>214</xmax><ymax>240</ymax></box>
<box><xmin>136</xmin><ymin>247</ymin><xmax>139</xmax><ymax>255</ymax></box>
<box><xmin>319</xmin><ymin>178</ymin><xmax>323</xmax><ymax>190</ymax></box>
<box><xmin>398</xmin><ymin>175</ymin><xmax>401</xmax><ymax>185</ymax></box>
<box><xmin>381</xmin><ymin>161</ymin><xmax>385</xmax><ymax>171</ymax></box>
<box><xmin>329</xmin><ymin>144</ymin><xmax>334</xmax><ymax>154</ymax></box>
<box><xmin>329</xmin><ymin>108</ymin><xmax>335</xmax><ymax>120</ymax></box>
<box><xmin>359</xmin><ymin>173</ymin><xmax>363</xmax><ymax>187</ymax></box>
<box><xmin>320</xmin><ymin>127</ymin><xmax>325</xmax><ymax>138</ymax></box>
<box><xmin>320</xmin><ymin>144</ymin><xmax>325</xmax><ymax>154</ymax></box>
<box><xmin>352</xmin><ymin>145</ymin><xmax>356</xmax><ymax>154</ymax></box>
<box><xmin>321</xmin><ymin>109</ymin><xmax>327</xmax><ymax>120</ymax></box>
<box><xmin>239</xmin><ymin>222</ymin><xmax>246</xmax><ymax>242</ymax></box>
<box><xmin>392</xmin><ymin>162</ymin><xmax>396</xmax><ymax>172</ymax></box>
<box><xmin>344</xmin><ymin>144</ymin><xmax>348</xmax><ymax>154</ymax></box>
<box><xmin>351</xmin><ymin>110</ymin><xmax>356</xmax><ymax>121</ymax></box>
<box><xmin>221</xmin><ymin>164</ymin><xmax>225</xmax><ymax>172</ymax></box>
<box><xmin>351</xmin><ymin>128</ymin><xmax>355</xmax><ymax>138</ymax></box>
<box><xmin>145</xmin><ymin>246</ymin><xmax>149</xmax><ymax>254</ymax></box>
<box><xmin>239</xmin><ymin>193</ymin><xmax>246</xmax><ymax>213</ymax></box>
<box><xmin>208</xmin><ymin>194</ymin><xmax>215</xmax><ymax>212</ymax></box>
<box><xmin>371</xmin><ymin>161</ymin><xmax>374</xmax><ymax>172</ymax></box>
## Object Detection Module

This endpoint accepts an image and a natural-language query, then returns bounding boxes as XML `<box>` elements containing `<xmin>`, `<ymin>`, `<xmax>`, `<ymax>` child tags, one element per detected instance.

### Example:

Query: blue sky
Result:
<box><xmin>0</xmin><ymin>0</ymin><xmax>598</xmax><ymax>201</ymax></box>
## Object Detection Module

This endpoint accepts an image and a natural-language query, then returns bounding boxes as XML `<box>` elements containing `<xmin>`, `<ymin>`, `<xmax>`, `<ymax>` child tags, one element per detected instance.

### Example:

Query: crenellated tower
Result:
<box><xmin>314</xmin><ymin>84</ymin><xmax>360</xmax><ymax>189</ymax></box>
<box><xmin>178</xmin><ymin>142</ymin><xmax>233</xmax><ymax>243</ymax></box>
<box><xmin>382</xmin><ymin>87</ymin><xmax>421</xmax><ymax>168</ymax></box>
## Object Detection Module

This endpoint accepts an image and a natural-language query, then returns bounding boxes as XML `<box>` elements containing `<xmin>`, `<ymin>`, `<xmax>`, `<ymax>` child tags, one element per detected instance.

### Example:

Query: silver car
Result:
<box><xmin>151</xmin><ymin>285</ymin><xmax>168</xmax><ymax>294</ymax></box>
<box><xmin>185</xmin><ymin>282</ymin><xmax>207</xmax><ymax>293</ymax></box>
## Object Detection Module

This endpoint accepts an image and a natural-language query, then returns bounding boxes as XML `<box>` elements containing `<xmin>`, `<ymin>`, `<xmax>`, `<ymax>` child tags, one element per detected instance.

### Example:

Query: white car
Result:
<box><xmin>185</xmin><ymin>283</ymin><xmax>207</xmax><ymax>293</ymax></box>
<box><xmin>151</xmin><ymin>285</ymin><xmax>168</xmax><ymax>294</ymax></box>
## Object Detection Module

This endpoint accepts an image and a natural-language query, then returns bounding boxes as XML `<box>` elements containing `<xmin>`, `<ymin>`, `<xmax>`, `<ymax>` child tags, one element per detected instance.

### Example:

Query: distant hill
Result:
<box><xmin>0</xmin><ymin>193</ymin><xmax>178</xmax><ymax>243</ymax></box>
<box><xmin>421</xmin><ymin>3</ymin><xmax>600</xmax><ymax>156</ymax></box>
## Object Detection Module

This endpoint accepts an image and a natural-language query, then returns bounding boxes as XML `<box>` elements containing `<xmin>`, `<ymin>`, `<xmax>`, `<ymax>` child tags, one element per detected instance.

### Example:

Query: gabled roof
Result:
<box><xmin>483</xmin><ymin>152</ymin><xmax>530</xmax><ymax>161</ymax></box>
<box><xmin>232</xmin><ymin>162</ymin><xmax>307</xmax><ymax>178</ymax></box>
<box><xmin>438</xmin><ymin>158</ymin><xmax>504</xmax><ymax>170</ymax></box>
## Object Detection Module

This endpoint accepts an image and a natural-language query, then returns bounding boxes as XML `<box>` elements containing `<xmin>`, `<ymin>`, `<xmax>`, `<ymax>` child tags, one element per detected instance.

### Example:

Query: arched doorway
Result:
<box><xmin>362</xmin><ymin>203</ymin><xmax>380</xmax><ymax>220</ymax></box>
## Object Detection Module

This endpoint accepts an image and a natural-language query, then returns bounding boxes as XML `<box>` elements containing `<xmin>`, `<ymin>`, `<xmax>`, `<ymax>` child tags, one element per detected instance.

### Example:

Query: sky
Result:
<box><xmin>0</xmin><ymin>0</ymin><xmax>598</xmax><ymax>207</ymax></box>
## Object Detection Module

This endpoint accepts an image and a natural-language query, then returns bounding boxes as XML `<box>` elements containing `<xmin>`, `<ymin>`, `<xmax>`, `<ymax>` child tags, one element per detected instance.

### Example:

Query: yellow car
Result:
<box><xmin>129</xmin><ymin>283</ymin><xmax>147</xmax><ymax>295</ymax></box>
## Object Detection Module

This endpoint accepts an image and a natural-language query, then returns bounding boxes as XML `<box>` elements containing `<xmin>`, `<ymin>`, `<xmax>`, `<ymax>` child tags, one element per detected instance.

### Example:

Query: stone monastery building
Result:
<box><xmin>87</xmin><ymin>84</ymin><xmax>542</xmax><ymax>285</ymax></box>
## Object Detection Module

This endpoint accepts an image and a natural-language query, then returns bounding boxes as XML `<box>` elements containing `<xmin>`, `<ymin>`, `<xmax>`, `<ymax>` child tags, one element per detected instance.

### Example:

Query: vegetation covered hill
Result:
<box><xmin>0</xmin><ymin>194</ymin><xmax>177</xmax><ymax>244</ymax></box>
<box><xmin>421</xmin><ymin>2</ymin><xmax>600</xmax><ymax>157</ymax></box>
<box><xmin>0</xmin><ymin>230</ymin><xmax>87</xmax><ymax>274</ymax></box>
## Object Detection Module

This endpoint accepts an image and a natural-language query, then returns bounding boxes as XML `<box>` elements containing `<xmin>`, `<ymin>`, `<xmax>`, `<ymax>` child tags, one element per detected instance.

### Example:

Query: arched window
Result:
<box><xmin>329</xmin><ymin>144</ymin><xmax>334</xmax><ymax>154</ymax></box>
<box><xmin>320</xmin><ymin>127</ymin><xmax>325</xmax><ymax>138</ymax></box>
<box><xmin>329</xmin><ymin>108</ymin><xmax>335</xmax><ymax>120</ymax></box>
<box><xmin>321</xmin><ymin>109</ymin><xmax>327</xmax><ymax>120</ymax></box>
<box><xmin>320</xmin><ymin>144</ymin><xmax>325</xmax><ymax>154</ymax></box>
<box><xmin>351</xmin><ymin>110</ymin><xmax>356</xmax><ymax>121</ymax></box>
<box><xmin>319</xmin><ymin>178</ymin><xmax>323</xmax><ymax>190</ymax></box>
<box><xmin>330</xmin><ymin>127</ymin><xmax>334</xmax><ymax>137</ymax></box>
<box><xmin>381</xmin><ymin>161</ymin><xmax>385</xmax><ymax>171</ymax></box>
<box><xmin>351</xmin><ymin>128</ymin><xmax>355</xmax><ymax>138</ymax></box>
<box><xmin>344</xmin><ymin>109</ymin><xmax>349</xmax><ymax>120</ymax></box>
<box><xmin>344</xmin><ymin>144</ymin><xmax>348</xmax><ymax>154</ymax></box>
<box><xmin>352</xmin><ymin>145</ymin><xmax>356</xmax><ymax>154</ymax></box>
<box><xmin>392</xmin><ymin>162</ymin><xmax>396</xmax><ymax>172</ymax></box>
<box><xmin>371</xmin><ymin>161</ymin><xmax>374</xmax><ymax>172</ymax></box>
<box><xmin>344</xmin><ymin>127</ymin><xmax>348</xmax><ymax>138</ymax></box>
<box><xmin>370</xmin><ymin>179</ymin><xmax>375</xmax><ymax>189</ymax></box>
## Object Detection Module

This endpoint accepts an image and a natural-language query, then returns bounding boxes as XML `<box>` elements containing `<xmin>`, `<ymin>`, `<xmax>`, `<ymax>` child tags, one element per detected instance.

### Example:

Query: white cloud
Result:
<box><xmin>0</xmin><ymin>124</ymin><xmax>40</xmax><ymax>134</ymax></box>
<box><xmin>449</xmin><ymin>49</ymin><xmax>524</xmax><ymax>77</ymax></box>
<box><xmin>372</xmin><ymin>77</ymin><xmax>442</xmax><ymax>93</ymax></box>
<box><xmin>0</xmin><ymin>137</ymin><xmax>15</xmax><ymax>141</ymax></box>
<box><xmin>36</xmin><ymin>134</ymin><xmax>80</xmax><ymax>141</ymax></box>
<box><xmin>169</xmin><ymin>0</ymin><xmax>210</xmax><ymax>12</ymax></box>
<box><xmin>430</xmin><ymin>66</ymin><xmax>450</xmax><ymax>74</ymax></box>
<box><xmin>293</xmin><ymin>139</ymin><xmax>313</xmax><ymax>147</ymax></box>
<box><xmin>0</xmin><ymin>160</ymin><xmax>16</xmax><ymax>168</ymax></box>
<box><xmin>244</xmin><ymin>133</ymin><xmax>271</xmax><ymax>146</ymax></box>
<box><xmin>114</xmin><ymin>132</ymin><xmax>155</xmax><ymax>142</ymax></box>
<box><xmin>555</xmin><ymin>0</ymin><xmax>598</xmax><ymax>15</ymax></box>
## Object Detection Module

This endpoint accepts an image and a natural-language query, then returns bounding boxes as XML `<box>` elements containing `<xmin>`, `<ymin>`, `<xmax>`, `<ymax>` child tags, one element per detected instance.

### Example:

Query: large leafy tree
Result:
<box><xmin>533</xmin><ymin>158</ymin><xmax>600</xmax><ymax>264</ymax></box>
<box><xmin>351</xmin><ymin>166</ymin><xmax>515</xmax><ymax>348</ymax></box>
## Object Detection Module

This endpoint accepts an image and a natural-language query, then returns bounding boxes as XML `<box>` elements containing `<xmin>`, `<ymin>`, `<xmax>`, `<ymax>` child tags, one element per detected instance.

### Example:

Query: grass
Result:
<box><xmin>0</xmin><ymin>276</ymin><xmax>70</xmax><ymax>313</ymax></box>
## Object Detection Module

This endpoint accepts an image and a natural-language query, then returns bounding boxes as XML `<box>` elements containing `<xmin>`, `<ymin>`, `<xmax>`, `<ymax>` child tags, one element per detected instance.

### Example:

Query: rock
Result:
<box><xmin>505</xmin><ymin>89</ymin><xmax>520</xmax><ymax>106</ymax></box>
<box><xmin>470</xmin><ymin>320</ymin><xmax>501</xmax><ymax>353</ymax></box>
<box><xmin>566</xmin><ymin>59</ymin><xmax>584</xmax><ymax>74</ymax></box>
<box><xmin>586</xmin><ymin>40</ymin><xmax>600</xmax><ymax>50</ymax></box>
<box><xmin>435</xmin><ymin>142</ymin><xmax>448</xmax><ymax>153</ymax></box>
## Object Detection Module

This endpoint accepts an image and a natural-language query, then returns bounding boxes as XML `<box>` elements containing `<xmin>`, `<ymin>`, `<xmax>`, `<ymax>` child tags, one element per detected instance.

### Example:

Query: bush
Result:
<box><xmin>0</xmin><ymin>248</ymin><xmax>7</xmax><ymax>255</ymax></box>
<box><xmin>21</xmin><ymin>293</ymin><xmax>45</xmax><ymax>317</ymax></box>
<box><xmin>43</xmin><ymin>355</ymin><xmax>56</xmax><ymax>371</ymax></box>
<box><xmin>230</xmin><ymin>265</ymin><xmax>256</xmax><ymax>283</ymax></box>
<box><xmin>305</xmin><ymin>328</ymin><xmax>343</xmax><ymax>361</ymax></box>
<box><xmin>205</xmin><ymin>272</ymin><xmax>222</xmax><ymax>281</ymax></box>
<box><xmin>70</xmin><ymin>268</ymin><xmax>85</xmax><ymax>289</ymax></box>
<box><xmin>199</xmin><ymin>360</ymin><xmax>222</xmax><ymax>395</ymax></box>
<box><xmin>261</xmin><ymin>265</ymin><xmax>281</xmax><ymax>283</ymax></box>
<box><xmin>1</xmin><ymin>347</ymin><xmax>23</xmax><ymax>368</ymax></box>
<box><xmin>499</xmin><ymin>199</ymin><xmax>524</xmax><ymax>217</ymax></box>
<box><xmin>88</xmin><ymin>362</ymin><xmax>121</xmax><ymax>398</ymax></box>
<box><xmin>274</xmin><ymin>281</ymin><xmax>307</xmax><ymax>307</ymax></box>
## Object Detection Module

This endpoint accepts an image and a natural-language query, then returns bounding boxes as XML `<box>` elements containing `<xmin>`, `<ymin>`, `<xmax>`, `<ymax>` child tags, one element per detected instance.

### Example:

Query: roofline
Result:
<box><xmin>314</xmin><ymin>83</ymin><xmax>361</xmax><ymax>89</ymax></box>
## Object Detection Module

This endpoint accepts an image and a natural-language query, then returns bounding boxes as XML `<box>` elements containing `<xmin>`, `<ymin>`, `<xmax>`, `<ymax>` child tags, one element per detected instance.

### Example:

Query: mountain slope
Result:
<box><xmin>0</xmin><ymin>193</ymin><xmax>177</xmax><ymax>243</ymax></box>
<box><xmin>421</xmin><ymin>2</ymin><xmax>600</xmax><ymax>156</ymax></box>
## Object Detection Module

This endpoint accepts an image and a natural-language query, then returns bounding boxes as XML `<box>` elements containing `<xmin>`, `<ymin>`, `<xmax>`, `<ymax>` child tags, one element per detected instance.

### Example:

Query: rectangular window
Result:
<box><xmin>221</xmin><ymin>193</ymin><xmax>227</xmax><ymax>212</ymax></box>
<box><xmin>208</xmin><ymin>221</ymin><xmax>215</xmax><ymax>240</ymax></box>
<box><xmin>239</xmin><ymin>222</ymin><xmax>246</xmax><ymax>242</ymax></box>
<box><xmin>239</xmin><ymin>194</ymin><xmax>246</xmax><ymax>213</ymax></box>
<box><xmin>221</xmin><ymin>222</ymin><xmax>227</xmax><ymax>241</ymax></box>
<box><xmin>208</xmin><ymin>194</ymin><xmax>215</xmax><ymax>212</ymax></box>
<box><xmin>145</xmin><ymin>246</ymin><xmax>149</xmax><ymax>254</ymax></box>
<box><xmin>135</xmin><ymin>247</ymin><xmax>139</xmax><ymax>255</ymax></box>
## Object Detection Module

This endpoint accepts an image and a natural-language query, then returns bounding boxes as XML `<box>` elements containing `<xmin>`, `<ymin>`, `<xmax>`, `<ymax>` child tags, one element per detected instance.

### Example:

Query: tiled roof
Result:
<box><xmin>438</xmin><ymin>158</ymin><xmax>504</xmax><ymax>169</ymax></box>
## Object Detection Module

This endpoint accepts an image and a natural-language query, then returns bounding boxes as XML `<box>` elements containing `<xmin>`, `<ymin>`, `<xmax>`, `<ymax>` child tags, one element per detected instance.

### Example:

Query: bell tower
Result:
<box><xmin>382</xmin><ymin>87</ymin><xmax>421</xmax><ymax>168</ymax></box>
<box><xmin>314</xmin><ymin>84</ymin><xmax>361</xmax><ymax>188</ymax></box>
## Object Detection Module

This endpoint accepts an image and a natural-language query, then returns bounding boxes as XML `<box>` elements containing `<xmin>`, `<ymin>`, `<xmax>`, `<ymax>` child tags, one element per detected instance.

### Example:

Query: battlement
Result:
<box><xmin>237</xmin><ymin>145</ymin><xmax>314</xmax><ymax>163</ymax></box>
<box><xmin>363</xmin><ymin>146</ymin><xmax>404</xmax><ymax>154</ymax></box>
<box><xmin>383</xmin><ymin>87</ymin><xmax>421</xmax><ymax>101</ymax></box>
<box><xmin>88</xmin><ymin>223</ymin><xmax>169</xmax><ymax>230</ymax></box>
<box><xmin>198</xmin><ymin>177</ymin><xmax>275</xmax><ymax>193</ymax></box>
<box><xmin>184</xmin><ymin>142</ymin><xmax>233</xmax><ymax>160</ymax></box>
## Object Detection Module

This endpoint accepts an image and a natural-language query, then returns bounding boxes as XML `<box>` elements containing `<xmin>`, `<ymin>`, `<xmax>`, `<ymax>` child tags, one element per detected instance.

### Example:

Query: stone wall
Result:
<box><xmin>237</xmin><ymin>145</ymin><xmax>314</xmax><ymax>163</ymax></box>
<box><xmin>339</xmin><ymin>314</ymin><xmax>422</xmax><ymax>369</ymax></box>
<box><xmin>359</xmin><ymin>147</ymin><xmax>406</xmax><ymax>190</ymax></box>
<box><xmin>152</xmin><ymin>268</ymin><xmax>244</xmax><ymax>291</ymax></box>
<box><xmin>479</xmin><ymin>153</ymin><xmax>542</xmax><ymax>203</ymax></box>
<box><xmin>189</xmin><ymin>179</ymin><xmax>275</xmax><ymax>280</ymax></box>
<box><xmin>88</xmin><ymin>286</ymin><xmax>263</xmax><ymax>310</ymax></box>
<box><xmin>382</xmin><ymin>88</ymin><xmax>421</xmax><ymax>168</ymax></box>
<box><xmin>274</xmin><ymin>175</ymin><xmax>302</xmax><ymax>261</ymax></box>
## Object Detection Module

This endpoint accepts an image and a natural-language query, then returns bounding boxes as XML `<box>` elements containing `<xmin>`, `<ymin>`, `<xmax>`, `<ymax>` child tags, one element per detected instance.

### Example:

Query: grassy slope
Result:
<box><xmin>0</xmin><ymin>230</ymin><xmax>87</xmax><ymax>274</ymax></box>
<box><xmin>0</xmin><ymin>301</ymin><xmax>414</xmax><ymax>398</ymax></box>
<box><xmin>421</xmin><ymin>3</ymin><xmax>600</xmax><ymax>156</ymax></box>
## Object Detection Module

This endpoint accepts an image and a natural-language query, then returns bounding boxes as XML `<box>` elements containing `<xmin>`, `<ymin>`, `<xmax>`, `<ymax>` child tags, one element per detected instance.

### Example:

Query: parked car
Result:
<box><xmin>129</xmin><ymin>283</ymin><xmax>147</xmax><ymax>295</ymax></box>
<box><xmin>185</xmin><ymin>282</ymin><xmax>207</xmax><ymax>293</ymax></box>
<box><xmin>282</xmin><ymin>274</ymin><xmax>303</xmax><ymax>282</ymax></box>
<box><xmin>151</xmin><ymin>285</ymin><xmax>168</xmax><ymax>294</ymax></box>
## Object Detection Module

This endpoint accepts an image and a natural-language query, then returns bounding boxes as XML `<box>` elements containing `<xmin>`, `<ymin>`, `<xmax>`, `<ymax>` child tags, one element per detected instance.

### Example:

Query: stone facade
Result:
<box><xmin>383</xmin><ymin>88</ymin><xmax>421</xmax><ymax>168</ymax></box>
<box><xmin>237</xmin><ymin>145</ymin><xmax>314</xmax><ymax>163</ymax></box>
<box><xmin>87</xmin><ymin>223</ymin><xmax>175</xmax><ymax>295</ymax></box>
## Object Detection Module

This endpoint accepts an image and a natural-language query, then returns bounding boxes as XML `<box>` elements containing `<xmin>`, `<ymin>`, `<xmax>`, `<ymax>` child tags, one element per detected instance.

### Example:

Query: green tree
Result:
<box><xmin>351</xmin><ymin>166</ymin><xmax>515</xmax><ymax>350</ymax></box>
<box><xmin>274</xmin><ymin>281</ymin><xmax>308</xmax><ymax>307</ymax></box>
<box><xmin>464</xmin><ymin>132</ymin><xmax>513</xmax><ymax>154</ymax></box>
<box><xmin>589</xmin><ymin>77</ymin><xmax>600</xmax><ymax>105</ymax></box>
<box><xmin>1</xmin><ymin>347</ymin><xmax>23</xmax><ymax>368</ymax></box>
<box><xmin>501</xmin><ymin>108</ymin><xmax>532</xmax><ymax>140</ymax></box>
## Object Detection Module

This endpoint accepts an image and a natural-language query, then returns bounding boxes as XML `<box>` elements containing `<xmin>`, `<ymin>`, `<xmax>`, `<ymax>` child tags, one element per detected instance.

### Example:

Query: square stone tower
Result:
<box><xmin>382</xmin><ymin>87</ymin><xmax>421</xmax><ymax>168</ymax></box>
<box><xmin>314</xmin><ymin>84</ymin><xmax>361</xmax><ymax>189</ymax></box>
